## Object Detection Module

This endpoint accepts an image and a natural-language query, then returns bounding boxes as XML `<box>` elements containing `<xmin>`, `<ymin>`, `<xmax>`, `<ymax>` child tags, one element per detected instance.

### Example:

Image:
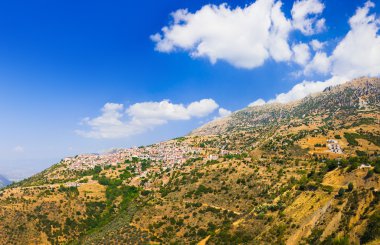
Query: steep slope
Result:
<box><xmin>0</xmin><ymin>77</ymin><xmax>379</xmax><ymax>245</ymax></box>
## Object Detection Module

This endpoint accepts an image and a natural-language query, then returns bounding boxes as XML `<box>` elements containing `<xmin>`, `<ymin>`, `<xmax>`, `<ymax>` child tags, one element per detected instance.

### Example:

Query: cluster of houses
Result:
<box><xmin>63</xmin><ymin>140</ymin><xmax>205</xmax><ymax>172</ymax></box>
<box><xmin>327</xmin><ymin>139</ymin><xmax>343</xmax><ymax>154</ymax></box>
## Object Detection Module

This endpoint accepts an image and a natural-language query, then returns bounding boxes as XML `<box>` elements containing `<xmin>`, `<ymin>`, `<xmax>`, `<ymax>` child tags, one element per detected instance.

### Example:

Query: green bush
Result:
<box><xmin>374</xmin><ymin>163</ymin><xmax>380</xmax><ymax>174</ymax></box>
<box><xmin>326</xmin><ymin>160</ymin><xmax>338</xmax><ymax>171</ymax></box>
<box><xmin>344</xmin><ymin>133</ymin><xmax>359</xmax><ymax>146</ymax></box>
<box><xmin>347</xmin><ymin>182</ymin><xmax>354</xmax><ymax>192</ymax></box>
<box><xmin>337</xmin><ymin>188</ymin><xmax>345</xmax><ymax>197</ymax></box>
<box><xmin>365</xmin><ymin>169</ymin><xmax>374</xmax><ymax>179</ymax></box>
<box><xmin>355</xmin><ymin>150</ymin><xmax>367</xmax><ymax>157</ymax></box>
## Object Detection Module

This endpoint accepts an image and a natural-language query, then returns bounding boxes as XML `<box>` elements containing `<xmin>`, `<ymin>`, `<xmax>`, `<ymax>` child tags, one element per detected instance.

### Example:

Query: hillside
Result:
<box><xmin>0</xmin><ymin>77</ymin><xmax>379</xmax><ymax>244</ymax></box>
<box><xmin>191</xmin><ymin>77</ymin><xmax>379</xmax><ymax>136</ymax></box>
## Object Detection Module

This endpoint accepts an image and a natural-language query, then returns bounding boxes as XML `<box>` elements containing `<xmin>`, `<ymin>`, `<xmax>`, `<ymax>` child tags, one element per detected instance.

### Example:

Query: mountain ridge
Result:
<box><xmin>191</xmin><ymin>76</ymin><xmax>379</xmax><ymax>136</ymax></box>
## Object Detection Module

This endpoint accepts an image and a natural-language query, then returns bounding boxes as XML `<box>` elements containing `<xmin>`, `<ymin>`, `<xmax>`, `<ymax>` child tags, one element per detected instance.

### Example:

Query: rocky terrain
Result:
<box><xmin>0</xmin><ymin>77</ymin><xmax>379</xmax><ymax>244</ymax></box>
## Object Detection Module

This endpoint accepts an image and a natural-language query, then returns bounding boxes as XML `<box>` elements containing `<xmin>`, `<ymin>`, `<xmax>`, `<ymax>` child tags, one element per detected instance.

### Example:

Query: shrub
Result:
<box><xmin>337</xmin><ymin>188</ymin><xmax>345</xmax><ymax>197</ymax></box>
<box><xmin>365</xmin><ymin>169</ymin><xmax>374</xmax><ymax>179</ymax></box>
<box><xmin>347</xmin><ymin>182</ymin><xmax>354</xmax><ymax>192</ymax></box>
<box><xmin>79</xmin><ymin>178</ymin><xmax>88</xmax><ymax>183</ymax></box>
<box><xmin>374</xmin><ymin>163</ymin><xmax>380</xmax><ymax>174</ymax></box>
<box><xmin>197</xmin><ymin>228</ymin><xmax>207</xmax><ymax>237</ymax></box>
<box><xmin>344</xmin><ymin>133</ymin><xmax>359</xmax><ymax>146</ymax></box>
<box><xmin>356</xmin><ymin>150</ymin><xmax>367</xmax><ymax>157</ymax></box>
<box><xmin>194</xmin><ymin>185</ymin><xmax>213</xmax><ymax>196</ymax></box>
<box><xmin>326</xmin><ymin>160</ymin><xmax>338</xmax><ymax>171</ymax></box>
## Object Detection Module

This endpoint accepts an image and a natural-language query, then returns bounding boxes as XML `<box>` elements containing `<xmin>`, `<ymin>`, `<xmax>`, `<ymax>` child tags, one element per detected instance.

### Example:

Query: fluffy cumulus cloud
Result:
<box><xmin>305</xmin><ymin>1</ymin><xmax>380</xmax><ymax>78</ymax></box>
<box><xmin>152</xmin><ymin>1</ymin><xmax>379</xmax><ymax>111</ymax></box>
<box><xmin>309</xmin><ymin>39</ymin><xmax>325</xmax><ymax>51</ymax></box>
<box><xmin>249</xmin><ymin>76</ymin><xmax>348</xmax><ymax>105</ymax></box>
<box><xmin>151</xmin><ymin>0</ymin><xmax>291</xmax><ymax>68</ymax></box>
<box><xmin>250</xmin><ymin>1</ymin><xmax>380</xmax><ymax>106</ymax></box>
<box><xmin>153</xmin><ymin>0</ymin><xmax>380</xmax><ymax>78</ymax></box>
<box><xmin>292</xmin><ymin>43</ymin><xmax>310</xmax><ymax>65</ymax></box>
<box><xmin>218</xmin><ymin>108</ymin><xmax>232</xmax><ymax>118</ymax></box>
<box><xmin>268</xmin><ymin>76</ymin><xmax>348</xmax><ymax>103</ymax></box>
<box><xmin>291</xmin><ymin>0</ymin><xmax>326</xmax><ymax>35</ymax></box>
<box><xmin>77</xmin><ymin>99</ymin><xmax>219</xmax><ymax>139</ymax></box>
<box><xmin>304</xmin><ymin>51</ymin><xmax>330</xmax><ymax>75</ymax></box>
<box><xmin>249</xmin><ymin>98</ymin><xmax>266</xmax><ymax>107</ymax></box>
<box><xmin>152</xmin><ymin>0</ymin><xmax>327</xmax><ymax>69</ymax></box>
<box><xmin>330</xmin><ymin>1</ymin><xmax>380</xmax><ymax>78</ymax></box>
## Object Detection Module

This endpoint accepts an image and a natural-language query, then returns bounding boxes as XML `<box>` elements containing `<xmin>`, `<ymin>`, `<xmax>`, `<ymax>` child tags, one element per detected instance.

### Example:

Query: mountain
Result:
<box><xmin>0</xmin><ymin>175</ymin><xmax>11</xmax><ymax>188</ymax></box>
<box><xmin>0</xmin><ymin>77</ymin><xmax>379</xmax><ymax>244</ymax></box>
<box><xmin>191</xmin><ymin>77</ymin><xmax>380</xmax><ymax>136</ymax></box>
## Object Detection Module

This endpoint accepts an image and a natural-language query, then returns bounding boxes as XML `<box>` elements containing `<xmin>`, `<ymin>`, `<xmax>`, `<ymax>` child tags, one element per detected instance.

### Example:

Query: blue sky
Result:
<box><xmin>0</xmin><ymin>0</ymin><xmax>379</xmax><ymax>179</ymax></box>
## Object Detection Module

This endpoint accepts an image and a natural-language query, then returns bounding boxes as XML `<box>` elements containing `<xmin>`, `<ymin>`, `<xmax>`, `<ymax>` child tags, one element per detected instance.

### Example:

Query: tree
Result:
<box><xmin>338</xmin><ymin>188</ymin><xmax>345</xmax><ymax>197</ymax></box>
<box><xmin>374</xmin><ymin>163</ymin><xmax>380</xmax><ymax>174</ymax></box>
<box><xmin>347</xmin><ymin>182</ymin><xmax>354</xmax><ymax>192</ymax></box>
<box><xmin>365</xmin><ymin>169</ymin><xmax>374</xmax><ymax>179</ymax></box>
<box><xmin>93</xmin><ymin>165</ymin><xmax>102</xmax><ymax>174</ymax></box>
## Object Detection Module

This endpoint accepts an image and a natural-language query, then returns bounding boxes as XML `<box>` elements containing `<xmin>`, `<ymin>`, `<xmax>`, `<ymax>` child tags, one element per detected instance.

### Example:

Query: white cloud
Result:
<box><xmin>248</xmin><ymin>76</ymin><xmax>348</xmax><ymax>106</ymax></box>
<box><xmin>253</xmin><ymin>76</ymin><xmax>348</xmax><ymax>106</ymax></box>
<box><xmin>187</xmin><ymin>99</ymin><xmax>220</xmax><ymax>117</ymax></box>
<box><xmin>267</xmin><ymin>76</ymin><xmax>347</xmax><ymax>104</ymax></box>
<box><xmin>303</xmin><ymin>1</ymin><xmax>380</xmax><ymax>79</ymax></box>
<box><xmin>304</xmin><ymin>51</ymin><xmax>331</xmax><ymax>75</ymax></box>
<box><xmin>13</xmin><ymin>146</ymin><xmax>24</xmax><ymax>153</ymax></box>
<box><xmin>151</xmin><ymin>1</ymin><xmax>380</xmax><ymax>110</ymax></box>
<box><xmin>84</xmin><ymin>103</ymin><xmax>125</xmax><ymax>128</ymax></box>
<box><xmin>152</xmin><ymin>0</ymin><xmax>329</xmax><ymax>69</ymax></box>
<box><xmin>152</xmin><ymin>0</ymin><xmax>294</xmax><ymax>69</ymax></box>
<box><xmin>268</xmin><ymin>0</ymin><xmax>293</xmax><ymax>62</ymax></box>
<box><xmin>310</xmin><ymin>39</ymin><xmax>325</xmax><ymax>51</ymax></box>
<box><xmin>330</xmin><ymin>0</ymin><xmax>380</xmax><ymax>79</ymax></box>
<box><xmin>291</xmin><ymin>0</ymin><xmax>326</xmax><ymax>35</ymax></box>
<box><xmin>249</xmin><ymin>98</ymin><xmax>266</xmax><ymax>107</ymax></box>
<box><xmin>127</xmin><ymin>101</ymin><xmax>190</xmax><ymax>121</ymax></box>
<box><xmin>77</xmin><ymin>99</ymin><xmax>219</xmax><ymax>139</ymax></box>
<box><xmin>252</xmin><ymin>6</ymin><xmax>380</xmax><ymax>105</ymax></box>
<box><xmin>218</xmin><ymin>108</ymin><xmax>232</xmax><ymax>118</ymax></box>
<box><xmin>315</xmin><ymin>18</ymin><xmax>326</xmax><ymax>33</ymax></box>
<box><xmin>292</xmin><ymin>43</ymin><xmax>310</xmax><ymax>65</ymax></box>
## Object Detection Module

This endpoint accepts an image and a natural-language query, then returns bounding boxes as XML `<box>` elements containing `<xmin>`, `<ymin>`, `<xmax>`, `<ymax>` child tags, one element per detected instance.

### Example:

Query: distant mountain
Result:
<box><xmin>0</xmin><ymin>77</ymin><xmax>379</xmax><ymax>244</ymax></box>
<box><xmin>0</xmin><ymin>175</ymin><xmax>11</xmax><ymax>188</ymax></box>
